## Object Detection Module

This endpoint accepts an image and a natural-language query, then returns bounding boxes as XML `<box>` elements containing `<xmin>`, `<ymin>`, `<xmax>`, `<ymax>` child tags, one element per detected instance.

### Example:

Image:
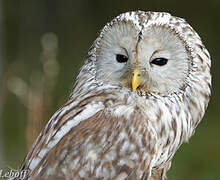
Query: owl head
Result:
<box><xmin>88</xmin><ymin>11</ymin><xmax>210</xmax><ymax>97</ymax></box>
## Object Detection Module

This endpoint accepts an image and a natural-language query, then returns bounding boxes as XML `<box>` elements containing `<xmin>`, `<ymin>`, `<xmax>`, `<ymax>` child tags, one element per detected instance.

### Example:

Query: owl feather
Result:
<box><xmin>19</xmin><ymin>11</ymin><xmax>211</xmax><ymax>180</ymax></box>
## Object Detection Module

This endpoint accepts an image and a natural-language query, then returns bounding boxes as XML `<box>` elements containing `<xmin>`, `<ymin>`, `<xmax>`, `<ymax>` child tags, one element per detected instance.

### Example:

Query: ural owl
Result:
<box><xmin>19</xmin><ymin>11</ymin><xmax>211</xmax><ymax>180</ymax></box>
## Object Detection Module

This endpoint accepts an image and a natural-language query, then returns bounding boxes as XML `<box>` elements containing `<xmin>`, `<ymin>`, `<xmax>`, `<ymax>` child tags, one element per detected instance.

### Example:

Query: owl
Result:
<box><xmin>19</xmin><ymin>11</ymin><xmax>211</xmax><ymax>180</ymax></box>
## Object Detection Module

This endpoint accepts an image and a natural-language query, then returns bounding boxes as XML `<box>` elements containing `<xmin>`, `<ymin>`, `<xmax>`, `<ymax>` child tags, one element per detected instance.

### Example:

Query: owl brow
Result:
<box><xmin>119</xmin><ymin>46</ymin><xmax>129</xmax><ymax>56</ymax></box>
<box><xmin>152</xmin><ymin>50</ymin><xmax>160</xmax><ymax>56</ymax></box>
<box><xmin>149</xmin><ymin>49</ymin><xmax>163</xmax><ymax>61</ymax></box>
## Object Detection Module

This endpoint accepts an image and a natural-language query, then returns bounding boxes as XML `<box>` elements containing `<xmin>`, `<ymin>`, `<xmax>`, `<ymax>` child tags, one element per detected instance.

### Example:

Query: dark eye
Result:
<box><xmin>116</xmin><ymin>54</ymin><xmax>128</xmax><ymax>63</ymax></box>
<box><xmin>151</xmin><ymin>58</ymin><xmax>168</xmax><ymax>66</ymax></box>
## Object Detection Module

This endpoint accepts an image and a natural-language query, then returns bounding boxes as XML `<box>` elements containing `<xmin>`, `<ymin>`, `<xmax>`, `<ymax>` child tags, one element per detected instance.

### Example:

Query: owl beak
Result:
<box><xmin>132</xmin><ymin>68</ymin><xmax>141</xmax><ymax>91</ymax></box>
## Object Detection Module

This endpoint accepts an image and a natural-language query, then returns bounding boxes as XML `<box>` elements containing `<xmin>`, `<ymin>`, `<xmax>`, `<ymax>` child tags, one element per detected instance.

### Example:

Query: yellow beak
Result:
<box><xmin>132</xmin><ymin>68</ymin><xmax>141</xmax><ymax>91</ymax></box>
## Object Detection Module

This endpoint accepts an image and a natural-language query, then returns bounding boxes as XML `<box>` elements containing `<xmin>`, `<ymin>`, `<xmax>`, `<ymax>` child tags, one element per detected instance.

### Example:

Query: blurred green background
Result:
<box><xmin>0</xmin><ymin>0</ymin><xmax>219</xmax><ymax>179</ymax></box>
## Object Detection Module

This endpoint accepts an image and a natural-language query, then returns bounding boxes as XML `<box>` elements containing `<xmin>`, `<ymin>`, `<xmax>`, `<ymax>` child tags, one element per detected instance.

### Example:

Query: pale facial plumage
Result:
<box><xmin>96</xmin><ymin>22</ymin><xmax>190</xmax><ymax>95</ymax></box>
<box><xmin>20</xmin><ymin>11</ymin><xmax>211</xmax><ymax>180</ymax></box>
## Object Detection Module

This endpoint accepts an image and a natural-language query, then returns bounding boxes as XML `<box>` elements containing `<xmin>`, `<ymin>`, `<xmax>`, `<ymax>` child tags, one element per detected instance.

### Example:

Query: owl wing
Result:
<box><xmin>21</xmin><ymin>94</ymin><xmax>157</xmax><ymax>180</ymax></box>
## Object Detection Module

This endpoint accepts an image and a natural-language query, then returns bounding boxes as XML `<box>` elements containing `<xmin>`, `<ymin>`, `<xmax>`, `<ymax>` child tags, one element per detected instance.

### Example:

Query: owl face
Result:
<box><xmin>96</xmin><ymin>21</ymin><xmax>190</xmax><ymax>95</ymax></box>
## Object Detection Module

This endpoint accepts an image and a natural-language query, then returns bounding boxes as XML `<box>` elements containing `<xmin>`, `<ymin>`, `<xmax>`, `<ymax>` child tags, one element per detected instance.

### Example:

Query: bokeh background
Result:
<box><xmin>0</xmin><ymin>0</ymin><xmax>219</xmax><ymax>179</ymax></box>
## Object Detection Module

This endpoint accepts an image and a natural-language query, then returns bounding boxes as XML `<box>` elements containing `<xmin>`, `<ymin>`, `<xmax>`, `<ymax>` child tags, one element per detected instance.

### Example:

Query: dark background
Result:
<box><xmin>0</xmin><ymin>0</ymin><xmax>219</xmax><ymax>179</ymax></box>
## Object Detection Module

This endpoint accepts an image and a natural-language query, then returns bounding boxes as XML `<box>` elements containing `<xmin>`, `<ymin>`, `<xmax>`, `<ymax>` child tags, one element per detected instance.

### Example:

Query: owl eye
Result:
<box><xmin>116</xmin><ymin>54</ymin><xmax>128</xmax><ymax>63</ymax></box>
<box><xmin>151</xmin><ymin>58</ymin><xmax>168</xmax><ymax>66</ymax></box>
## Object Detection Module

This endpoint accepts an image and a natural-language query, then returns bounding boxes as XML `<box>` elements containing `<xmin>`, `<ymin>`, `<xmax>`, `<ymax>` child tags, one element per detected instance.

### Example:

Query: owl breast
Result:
<box><xmin>35</xmin><ymin>95</ymin><xmax>158</xmax><ymax>179</ymax></box>
<box><xmin>114</xmin><ymin>92</ymin><xmax>193</xmax><ymax>169</ymax></box>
